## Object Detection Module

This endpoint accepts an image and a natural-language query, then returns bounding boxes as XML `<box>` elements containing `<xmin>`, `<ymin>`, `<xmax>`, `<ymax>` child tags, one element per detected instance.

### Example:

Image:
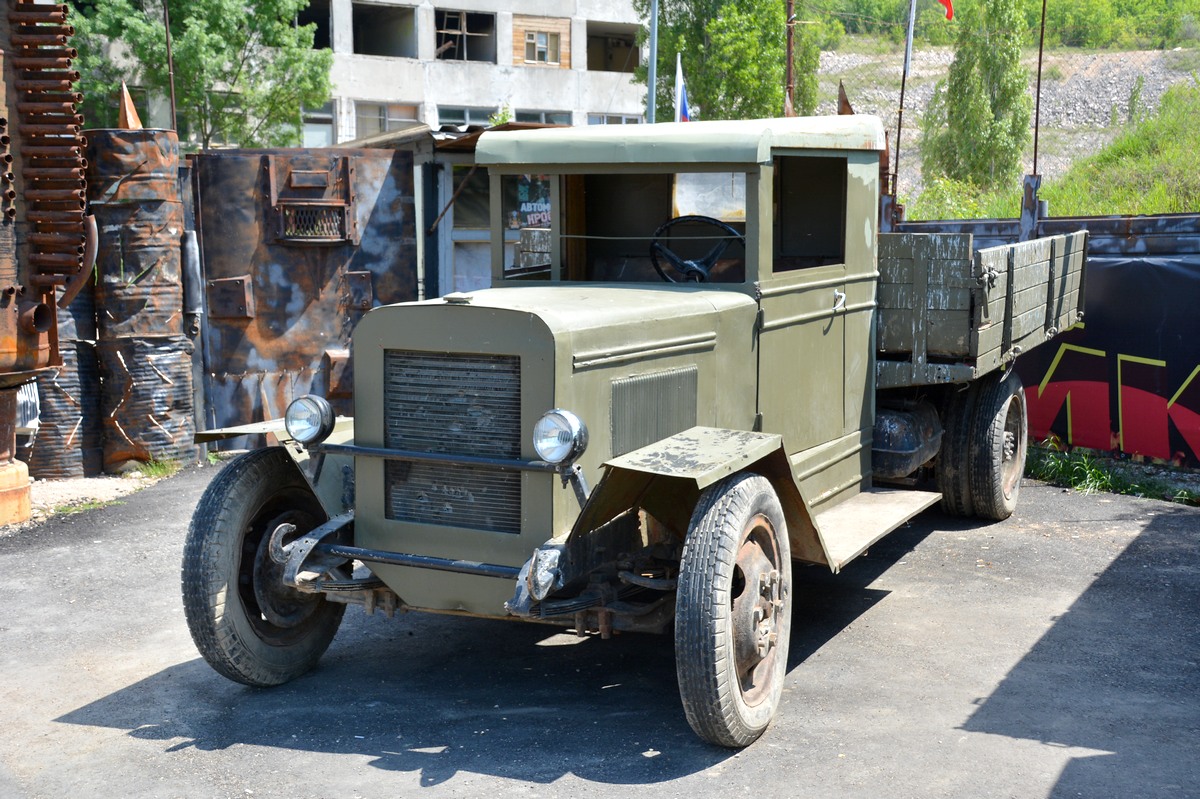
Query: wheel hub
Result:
<box><xmin>251</xmin><ymin>514</ymin><xmax>323</xmax><ymax>629</ymax></box>
<box><xmin>731</xmin><ymin>515</ymin><xmax>784</xmax><ymax>704</ymax></box>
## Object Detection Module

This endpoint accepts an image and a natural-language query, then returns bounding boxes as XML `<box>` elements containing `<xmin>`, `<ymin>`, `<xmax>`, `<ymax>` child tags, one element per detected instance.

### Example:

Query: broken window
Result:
<box><xmin>435</xmin><ymin>10</ymin><xmax>496</xmax><ymax>62</ymax></box>
<box><xmin>586</xmin><ymin>22</ymin><xmax>638</xmax><ymax>73</ymax></box>
<box><xmin>352</xmin><ymin>3</ymin><xmax>417</xmax><ymax>58</ymax></box>
<box><xmin>296</xmin><ymin>0</ymin><xmax>331</xmax><ymax>50</ymax></box>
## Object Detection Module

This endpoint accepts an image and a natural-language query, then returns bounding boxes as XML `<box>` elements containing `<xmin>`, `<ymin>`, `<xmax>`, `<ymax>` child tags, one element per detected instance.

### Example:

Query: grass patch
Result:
<box><xmin>136</xmin><ymin>459</ymin><xmax>181</xmax><ymax>479</ymax></box>
<box><xmin>1040</xmin><ymin>79</ymin><xmax>1200</xmax><ymax>215</ymax></box>
<box><xmin>1025</xmin><ymin>444</ymin><xmax>1200</xmax><ymax>506</ymax></box>
<box><xmin>53</xmin><ymin>499</ymin><xmax>125</xmax><ymax>516</ymax></box>
<box><xmin>903</xmin><ymin>175</ymin><xmax>1022</xmax><ymax>220</ymax></box>
<box><xmin>1163</xmin><ymin>47</ymin><xmax>1200</xmax><ymax>73</ymax></box>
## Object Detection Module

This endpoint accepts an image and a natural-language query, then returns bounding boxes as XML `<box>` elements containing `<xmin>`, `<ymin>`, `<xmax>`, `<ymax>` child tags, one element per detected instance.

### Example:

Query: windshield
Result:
<box><xmin>497</xmin><ymin>171</ymin><xmax>749</xmax><ymax>284</ymax></box>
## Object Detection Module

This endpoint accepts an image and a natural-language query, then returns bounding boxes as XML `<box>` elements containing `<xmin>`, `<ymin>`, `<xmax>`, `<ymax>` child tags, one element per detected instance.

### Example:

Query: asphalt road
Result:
<box><xmin>1</xmin><ymin>462</ymin><xmax>1197</xmax><ymax>799</ymax></box>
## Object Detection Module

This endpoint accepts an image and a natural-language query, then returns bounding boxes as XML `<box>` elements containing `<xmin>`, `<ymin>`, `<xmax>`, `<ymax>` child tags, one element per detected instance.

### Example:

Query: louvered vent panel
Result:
<box><xmin>611</xmin><ymin>366</ymin><xmax>698</xmax><ymax>457</ymax></box>
<box><xmin>280</xmin><ymin>204</ymin><xmax>344</xmax><ymax>239</ymax></box>
<box><xmin>383</xmin><ymin>350</ymin><xmax>522</xmax><ymax>533</ymax></box>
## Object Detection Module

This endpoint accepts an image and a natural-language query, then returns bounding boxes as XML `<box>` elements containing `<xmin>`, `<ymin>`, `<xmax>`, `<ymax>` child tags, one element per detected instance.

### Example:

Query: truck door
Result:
<box><xmin>756</xmin><ymin>152</ymin><xmax>877</xmax><ymax>512</ymax></box>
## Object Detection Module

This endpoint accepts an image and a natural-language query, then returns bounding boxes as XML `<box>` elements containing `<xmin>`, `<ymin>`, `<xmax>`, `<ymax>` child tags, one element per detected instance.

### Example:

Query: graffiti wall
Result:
<box><xmin>1017</xmin><ymin>255</ymin><xmax>1200</xmax><ymax>467</ymax></box>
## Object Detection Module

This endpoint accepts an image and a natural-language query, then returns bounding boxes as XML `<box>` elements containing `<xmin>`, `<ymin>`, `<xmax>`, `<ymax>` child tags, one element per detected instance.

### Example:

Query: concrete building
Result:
<box><xmin>297</xmin><ymin>0</ymin><xmax>645</xmax><ymax>144</ymax></box>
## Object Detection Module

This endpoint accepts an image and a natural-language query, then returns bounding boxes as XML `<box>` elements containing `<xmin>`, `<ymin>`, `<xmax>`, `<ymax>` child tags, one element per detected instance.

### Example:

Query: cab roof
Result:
<box><xmin>474</xmin><ymin>115</ymin><xmax>886</xmax><ymax>169</ymax></box>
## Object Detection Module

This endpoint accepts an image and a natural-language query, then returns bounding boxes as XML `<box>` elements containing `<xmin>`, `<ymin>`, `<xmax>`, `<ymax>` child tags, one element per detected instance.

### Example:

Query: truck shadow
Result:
<box><xmin>959</xmin><ymin>502</ymin><xmax>1200</xmax><ymax>799</ymax></box>
<box><xmin>55</xmin><ymin>516</ymin><xmax>940</xmax><ymax>786</ymax></box>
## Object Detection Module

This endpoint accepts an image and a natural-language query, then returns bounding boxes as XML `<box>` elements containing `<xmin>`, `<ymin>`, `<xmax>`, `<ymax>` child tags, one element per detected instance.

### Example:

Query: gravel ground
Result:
<box><xmin>0</xmin><ymin>470</ymin><xmax>171</xmax><ymax>536</ymax></box>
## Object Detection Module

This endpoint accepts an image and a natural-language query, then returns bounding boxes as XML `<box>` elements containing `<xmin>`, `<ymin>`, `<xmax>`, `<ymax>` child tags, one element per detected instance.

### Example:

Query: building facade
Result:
<box><xmin>298</xmin><ymin>0</ymin><xmax>645</xmax><ymax>144</ymax></box>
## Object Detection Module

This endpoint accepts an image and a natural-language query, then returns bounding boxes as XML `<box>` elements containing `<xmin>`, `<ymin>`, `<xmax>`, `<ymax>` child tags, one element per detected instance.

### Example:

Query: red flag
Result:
<box><xmin>939</xmin><ymin>0</ymin><xmax>953</xmax><ymax>19</ymax></box>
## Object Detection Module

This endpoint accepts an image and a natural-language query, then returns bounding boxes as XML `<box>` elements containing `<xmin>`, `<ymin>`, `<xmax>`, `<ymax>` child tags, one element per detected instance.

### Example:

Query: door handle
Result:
<box><xmin>832</xmin><ymin>289</ymin><xmax>846</xmax><ymax>312</ymax></box>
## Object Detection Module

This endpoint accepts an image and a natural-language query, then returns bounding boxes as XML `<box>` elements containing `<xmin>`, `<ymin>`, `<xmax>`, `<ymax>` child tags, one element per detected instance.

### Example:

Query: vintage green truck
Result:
<box><xmin>183</xmin><ymin>116</ymin><xmax>1086</xmax><ymax>748</ymax></box>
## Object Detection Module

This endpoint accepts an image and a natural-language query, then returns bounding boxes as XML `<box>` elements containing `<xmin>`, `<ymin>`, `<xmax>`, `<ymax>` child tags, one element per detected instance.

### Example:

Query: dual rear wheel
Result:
<box><xmin>937</xmin><ymin>369</ymin><xmax>1029</xmax><ymax>521</ymax></box>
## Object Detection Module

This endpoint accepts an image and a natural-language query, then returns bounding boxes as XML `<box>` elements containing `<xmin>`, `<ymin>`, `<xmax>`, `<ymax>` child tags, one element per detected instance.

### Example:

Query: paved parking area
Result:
<box><xmin>0</xmin><ymin>463</ymin><xmax>1196</xmax><ymax>798</ymax></box>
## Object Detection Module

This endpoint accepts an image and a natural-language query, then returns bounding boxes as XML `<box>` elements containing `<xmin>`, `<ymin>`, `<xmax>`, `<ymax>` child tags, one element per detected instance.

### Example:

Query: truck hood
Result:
<box><xmin>428</xmin><ymin>285</ymin><xmax>755</xmax><ymax>338</ymax></box>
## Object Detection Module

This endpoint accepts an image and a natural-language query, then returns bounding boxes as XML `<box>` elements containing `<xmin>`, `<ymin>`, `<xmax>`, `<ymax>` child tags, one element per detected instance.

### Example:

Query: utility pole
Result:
<box><xmin>163</xmin><ymin>1</ymin><xmax>178</xmax><ymax>130</ymax></box>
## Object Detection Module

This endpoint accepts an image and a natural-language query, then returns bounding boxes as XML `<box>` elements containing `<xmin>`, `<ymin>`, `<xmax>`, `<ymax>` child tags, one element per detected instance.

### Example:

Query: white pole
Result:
<box><xmin>647</xmin><ymin>0</ymin><xmax>659</xmax><ymax>122</ymax></box>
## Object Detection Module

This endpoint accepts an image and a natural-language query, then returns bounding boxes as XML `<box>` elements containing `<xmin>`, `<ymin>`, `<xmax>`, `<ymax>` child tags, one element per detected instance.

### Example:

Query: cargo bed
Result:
<box><xmin>875</xmin><ymin>231</ymin><xmax>1087</xmax><ymax>388</ymax></box>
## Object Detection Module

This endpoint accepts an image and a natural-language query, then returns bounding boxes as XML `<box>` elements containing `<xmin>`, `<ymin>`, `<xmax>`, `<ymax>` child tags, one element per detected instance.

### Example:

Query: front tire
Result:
<box><xmin>182</xmin><ymin>447</ymin><xmax>345</xmax><ymax>686</ymax></box>
<box><xmin>676</xmin><ymin>473</ymin><xmax>792</xmax><ymax>748</ymax></box>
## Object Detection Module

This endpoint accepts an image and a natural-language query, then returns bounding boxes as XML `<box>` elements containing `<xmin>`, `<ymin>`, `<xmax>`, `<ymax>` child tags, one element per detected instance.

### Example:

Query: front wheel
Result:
<box><xmin>182</xmin><ymin>447</ymin><xmax>345</xmax><ymax>686</ymax></box>
<box><xmin>675</xmin><ymin>473</ymin><xmax>792</xmax><ymax>747</ymax></box>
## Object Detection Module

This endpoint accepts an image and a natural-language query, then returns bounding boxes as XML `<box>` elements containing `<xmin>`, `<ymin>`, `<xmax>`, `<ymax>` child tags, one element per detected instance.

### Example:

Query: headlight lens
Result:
<box><xmin>284</xmin><ymin>395</ymin><xmax>335</xmax><ymax>445</ymax></box>
<box><xmin>532</xmin><ymin>409</ymin><xmax>588</xmax><ymax>464</ymax></box>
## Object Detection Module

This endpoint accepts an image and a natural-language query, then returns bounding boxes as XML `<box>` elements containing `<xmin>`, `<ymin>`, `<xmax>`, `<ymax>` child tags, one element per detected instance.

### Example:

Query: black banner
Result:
<box><xmin>1017</xmin><ymin>255</ymin><xmax>1200</xmax><ymax>467</ymax></box>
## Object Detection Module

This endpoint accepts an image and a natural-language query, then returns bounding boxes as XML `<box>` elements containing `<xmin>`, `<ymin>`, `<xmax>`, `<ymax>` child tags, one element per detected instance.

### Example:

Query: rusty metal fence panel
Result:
<box><xmin>194</xmin><ymin>148</ymin><xmax>417</xmax><ymax>447</ymax></box>
<box><xmin>29</xmin><ymin>339</ymin><xmax>101</xmax><ymax>478</ymax></box>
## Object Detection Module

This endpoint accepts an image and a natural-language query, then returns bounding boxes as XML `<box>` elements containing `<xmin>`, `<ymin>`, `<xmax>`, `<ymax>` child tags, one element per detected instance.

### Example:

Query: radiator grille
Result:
<box><xmin>383</xmin><ymin>350</ymin><xmax>522</xmax><ymax>534</ymax></box>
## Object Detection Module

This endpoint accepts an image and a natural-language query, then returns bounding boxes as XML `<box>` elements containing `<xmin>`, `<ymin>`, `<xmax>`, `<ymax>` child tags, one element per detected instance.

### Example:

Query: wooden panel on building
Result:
<box><xmin>512</xmin><ymin>15</ymin><xmax>571</xmax><ymax>69</ymax></box>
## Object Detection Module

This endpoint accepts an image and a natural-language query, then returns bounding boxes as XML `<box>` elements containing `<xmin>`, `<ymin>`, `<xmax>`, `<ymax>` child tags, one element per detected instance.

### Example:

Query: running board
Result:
<box><xmin>813</xmin><ymin>488</ymin><xmax>942</xmax><ymax>571</ymax></box>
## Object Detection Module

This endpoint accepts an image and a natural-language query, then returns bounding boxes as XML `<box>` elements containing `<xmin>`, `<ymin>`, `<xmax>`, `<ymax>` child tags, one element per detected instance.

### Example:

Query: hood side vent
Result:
<box><xmin>611</xmin><ymin>366</ymin><xmax>698</xmax><ymax>458</ymax></box>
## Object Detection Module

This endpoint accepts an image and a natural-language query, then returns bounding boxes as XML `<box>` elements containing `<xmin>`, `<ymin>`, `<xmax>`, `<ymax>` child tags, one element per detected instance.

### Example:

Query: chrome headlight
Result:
<box><xmin>284</xmin><ymin>395</ymin><xmax>334</xmax><ymax>445</ymax></box>
<box><xmin>532</xmin><ymin>409</ymin><xmax>588</xmax><ymax>465</ymax></box>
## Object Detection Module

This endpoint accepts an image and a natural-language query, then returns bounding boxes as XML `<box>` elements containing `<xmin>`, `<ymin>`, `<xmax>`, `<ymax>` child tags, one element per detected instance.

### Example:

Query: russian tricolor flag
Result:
<box><xmin>674</xmin><ymin>52</ymin><xmax>690</xmax><ymax>122</ymax></box>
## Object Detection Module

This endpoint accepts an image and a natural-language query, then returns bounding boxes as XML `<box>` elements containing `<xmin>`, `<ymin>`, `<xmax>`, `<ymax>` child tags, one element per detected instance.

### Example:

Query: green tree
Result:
<box><xmin>792</xmin><ymin>21</ymin><xmax>820</xmax><ymax>116</ymax></box>
<box><xmin>633</xmin><ymin>0</ymin><xmax>786</xmax><ymax>120</ymax></box>
<box><xmin>69</xmin><ymin>0</ymin><xmax>332</xmax><ymax>149</ymax></box>
<box><xmin>920</xmin><ymin>0</ymin><xmax>1031</xmax><ymax>190</ymax></box>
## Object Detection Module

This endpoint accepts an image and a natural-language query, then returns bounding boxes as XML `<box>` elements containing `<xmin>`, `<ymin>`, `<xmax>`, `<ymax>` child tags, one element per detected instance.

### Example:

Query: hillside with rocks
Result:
<box><xmin>818</xmin><ymin>47</ymin><xmax>1198</xmax><ymax>199</ymax></box>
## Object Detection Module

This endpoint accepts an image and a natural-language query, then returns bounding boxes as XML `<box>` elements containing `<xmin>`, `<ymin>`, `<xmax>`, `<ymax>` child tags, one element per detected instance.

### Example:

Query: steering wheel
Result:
<box><xmin>649</xmin><ymin>215</ymin><xmax>745</xmax><ymax>283</ymax></box>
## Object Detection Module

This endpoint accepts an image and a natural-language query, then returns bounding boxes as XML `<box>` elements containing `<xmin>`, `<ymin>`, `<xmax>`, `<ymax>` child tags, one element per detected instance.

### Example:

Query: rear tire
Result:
<box><xmin>676</xmin><ymin>473</ymin><xmax>791</xmax><ymax>748</ymax></box>
<box><xmin>968</xmin><ymin>369</ymin><xmax>1028</xmax><ymax>521</ymax></box>
<box><xmin>937</xmin><ymin>385</ymin><xmax>976</xmax><ymax>517</ymax></box>
<box><xmin>182</xmin><ymin>447</ymin><xmax>344</xmax><ymax>686</ymax></box>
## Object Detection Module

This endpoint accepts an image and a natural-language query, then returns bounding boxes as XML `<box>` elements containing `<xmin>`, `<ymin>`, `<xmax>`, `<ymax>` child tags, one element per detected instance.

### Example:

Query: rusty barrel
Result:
<box><xmin>95</xmin><ymin>337</ymin><xmax>195</xmax><ymax>471</ymax></box>
<box><xmin>28</xmin><ymin>340</ymin><xmax>102</xmax><ymax>479</ymax></box>
<box><xmin>86</xmin><ymin>129</ymin><xmax>194</xmax><ymax>470</ymax></box>
<box><xmin>86</xmin><ymin>129</ymin><xmax>184</xmax><ymax>339</ymax></box>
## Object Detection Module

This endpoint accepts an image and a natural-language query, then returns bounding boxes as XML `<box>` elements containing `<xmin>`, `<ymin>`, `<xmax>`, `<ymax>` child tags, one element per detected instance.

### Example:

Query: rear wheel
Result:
<box><xmin>182</xmin><ymin>447</ymin><xmax>344</xmax><ymax>686</ymax></box>
<box><xmin>676</xmin><ymin>473</ymin><xmax>791</xmax><ymax>748</ymax></box>
<box><xmin>936</xmin><ymin>385</ymin><xmax>977</xmax><ymax>517</ymax></box>
<box><xmin>968</xmin><ymin>369</ymin><xmax>1028</xmax><ymax>521</ymax></box>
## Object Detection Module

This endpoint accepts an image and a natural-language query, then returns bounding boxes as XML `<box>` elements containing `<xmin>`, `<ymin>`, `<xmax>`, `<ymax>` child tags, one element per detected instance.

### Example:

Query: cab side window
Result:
<box><xmin>773</xmin><ymin>155</ymin><xmax>847</xmax><ymax>272</ymax></box>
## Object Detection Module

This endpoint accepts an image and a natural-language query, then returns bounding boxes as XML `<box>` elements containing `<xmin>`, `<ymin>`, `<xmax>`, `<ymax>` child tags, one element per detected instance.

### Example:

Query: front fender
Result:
<box><xmin>577</xmin><ymin>426</ymin><xmax>824</xmax><ymax>567</ymax></box>
<box><xmin>197</xmin><ymin>417</ymin><xmax>356</xmax><ymax>519</ymax></box>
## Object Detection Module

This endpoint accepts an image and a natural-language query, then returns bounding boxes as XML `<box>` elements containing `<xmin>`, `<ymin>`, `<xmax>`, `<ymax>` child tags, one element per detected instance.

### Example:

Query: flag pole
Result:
<box><xmin>893</xmin><ymin>0</ymin><xmax>917</xmax><ymax>196</ymax></box>
<box><xmin>784</xmin><ymin>0</ymin><xmax>795</xmax><ymax>116</ymax></box>
<box><xmin>1033</xmin><ymin>0</ymin><xmax>1048</xmax><ymax>175</ymax></box>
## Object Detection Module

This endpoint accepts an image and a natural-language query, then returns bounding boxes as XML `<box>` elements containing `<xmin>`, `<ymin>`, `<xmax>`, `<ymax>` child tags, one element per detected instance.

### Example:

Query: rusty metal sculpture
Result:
<box><xmin>0</xmin><ymin>1</ymin><xmax>92</xmax><ymax>516</ymax></box>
